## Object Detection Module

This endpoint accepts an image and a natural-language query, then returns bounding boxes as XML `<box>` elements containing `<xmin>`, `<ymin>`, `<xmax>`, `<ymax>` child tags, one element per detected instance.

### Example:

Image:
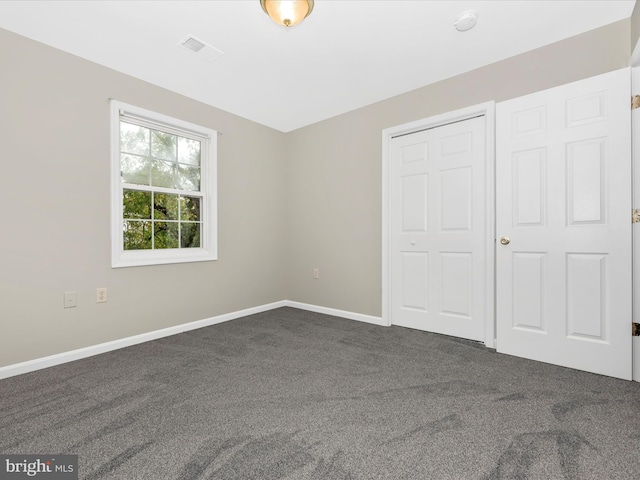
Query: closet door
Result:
<box><xmin>390</xmin><ymin>116</ymin><xmax>486</xmax><ymax>341</ymax></box>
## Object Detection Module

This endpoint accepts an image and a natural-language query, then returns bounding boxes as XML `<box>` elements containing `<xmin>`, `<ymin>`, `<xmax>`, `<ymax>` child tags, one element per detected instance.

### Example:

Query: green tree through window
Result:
<box><xmin>111</xmin><ymin>101</ymin><xmax>217</xmax><ymax>267</ymax></box>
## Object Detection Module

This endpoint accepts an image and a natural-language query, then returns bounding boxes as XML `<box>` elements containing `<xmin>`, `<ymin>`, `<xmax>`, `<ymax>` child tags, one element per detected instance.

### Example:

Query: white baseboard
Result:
<box><xmin>285</xmin><ymin>301</ymin><xmax>386</xmax><ymax>326</ymax></box>
<box><xmin>5</xmin><ymin>301</ymin><xmax>631</xmax><ymax>382</ymax></box>
<box><xmin>0</xmin><ymin>301</ymin><xmax>287</xmax><ymax>381</ymax></box>
<box><xmin>0</xmin><ymin>300</ymin><xmax>384</xmax><ymax>381</ymax></box>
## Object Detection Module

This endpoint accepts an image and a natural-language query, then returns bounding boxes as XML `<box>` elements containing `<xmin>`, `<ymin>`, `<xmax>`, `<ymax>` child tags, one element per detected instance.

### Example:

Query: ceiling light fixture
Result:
<box><xmin>260</xmin><ymin>0</ymin><xmax>314</xmax><ymax>27</ymax></box>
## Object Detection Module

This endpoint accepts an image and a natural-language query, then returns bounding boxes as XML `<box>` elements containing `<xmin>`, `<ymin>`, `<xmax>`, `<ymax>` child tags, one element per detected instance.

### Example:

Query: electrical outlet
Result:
<box><xmin>64</xmin><ymin>291</ymin><xmax>77</xmax><ymax>309</ymax></box>
<box><xmin>313</xmin><ymin>268</ymin><xmax>319</xmax><ymax>279</ymax></box>
<box><xmin>96</xmin><ymin>287</ymin><xmax>107</xmax><ymax>303</ymax></box>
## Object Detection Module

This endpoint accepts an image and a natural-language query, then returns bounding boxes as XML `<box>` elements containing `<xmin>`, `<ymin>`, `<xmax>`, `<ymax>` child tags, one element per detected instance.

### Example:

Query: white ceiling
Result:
<box><xmin>0</xmin><ymin>1</ymin><xmax>635</xmax><ymax>132</ymax></box>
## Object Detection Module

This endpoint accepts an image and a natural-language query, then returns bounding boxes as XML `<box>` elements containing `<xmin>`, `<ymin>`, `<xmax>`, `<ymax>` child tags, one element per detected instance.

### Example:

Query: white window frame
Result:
<box><xmin>110</xmin><ymin>100</ymin><xmax>218</xmax><ymax>268</ymax></box>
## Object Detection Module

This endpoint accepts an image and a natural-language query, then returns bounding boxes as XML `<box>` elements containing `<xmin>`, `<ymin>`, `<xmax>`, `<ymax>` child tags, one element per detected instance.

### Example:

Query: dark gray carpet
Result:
<box><xmin>1</xmin><ymin>307</ymin><xmax>639</xmax><ymax>479</ymax></box>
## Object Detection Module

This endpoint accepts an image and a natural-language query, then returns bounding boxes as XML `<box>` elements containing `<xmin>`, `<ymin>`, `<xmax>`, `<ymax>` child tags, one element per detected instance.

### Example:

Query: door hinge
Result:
<box><xmin>633</xmin><ymin>323</ymin><xmax>640</xmax><ymax>337</ymax></box>
<box><xmin>633</xmin><ymin>209</ymin><xmax>640</xmax><ymax>223</ymax></box>
<box><xmin>632</xmin><ymin>95</ymin><xmax>640</xmax><ymax>110</ymax></box>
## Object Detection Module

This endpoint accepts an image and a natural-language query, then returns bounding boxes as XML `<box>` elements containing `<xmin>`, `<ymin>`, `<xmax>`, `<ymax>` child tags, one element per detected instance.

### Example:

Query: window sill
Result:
<box><xmin>112</xmin><ymin>249</ymin><xmax>217</xmax><ymax>268</ymax></box>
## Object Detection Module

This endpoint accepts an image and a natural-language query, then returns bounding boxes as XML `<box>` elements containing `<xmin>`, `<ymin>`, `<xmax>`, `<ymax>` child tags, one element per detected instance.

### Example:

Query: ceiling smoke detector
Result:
<box><xmin>454</xmin><ymin>10</ymin><xmax>479</xmax><ymax>32</ymax></box>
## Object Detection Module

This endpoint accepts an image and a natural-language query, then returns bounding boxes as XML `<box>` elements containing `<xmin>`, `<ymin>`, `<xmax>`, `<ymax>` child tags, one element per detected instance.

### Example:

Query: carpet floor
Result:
<box><xmin>1</xmin><ymin>307</ymin><xmax>639</xmax><ymax>479</ymax></box>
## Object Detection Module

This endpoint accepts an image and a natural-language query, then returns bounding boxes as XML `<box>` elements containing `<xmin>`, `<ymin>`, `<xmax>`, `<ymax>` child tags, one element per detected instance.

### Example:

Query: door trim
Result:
<box><xmin>632</xmin><ymin>66</ymin><xmax>640</xmax><ymax>383</ymax></box>
<box><xmin>382</xmin><ymin>102</ymin><xmax>496</xmax><ymax>347</ymax></box>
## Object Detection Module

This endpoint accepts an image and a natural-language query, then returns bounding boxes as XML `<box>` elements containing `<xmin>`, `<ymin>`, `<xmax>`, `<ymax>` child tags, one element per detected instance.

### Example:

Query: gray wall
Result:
<box><xmin>286</xmin><ymin>19</ymin><xmax>631</xmax><ymax>317</ymax></box>
<box><xmin>0</xmin><ymin>18</ymin><xmax>631</xmax><ymax>368</ymax></box>
<box><xmin>0</xmin><ymin>28</ymin><xmax>288</xmax><ymax>367</ymax></box>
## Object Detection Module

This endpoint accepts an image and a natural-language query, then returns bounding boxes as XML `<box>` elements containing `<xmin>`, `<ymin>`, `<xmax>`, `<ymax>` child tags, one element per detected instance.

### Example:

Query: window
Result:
<box><xmin>110</xmin><ymin>100</ymin><xmax>217</xmax><ymax>267</ymax></box>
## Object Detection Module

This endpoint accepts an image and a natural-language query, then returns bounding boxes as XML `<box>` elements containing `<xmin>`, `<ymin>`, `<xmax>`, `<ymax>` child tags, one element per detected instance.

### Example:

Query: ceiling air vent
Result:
<box><xmin>182</xmin><ymin>36</ymin><xmax>205</xmax><ymax>53</ymax></box>
<box><xmin>178</xmin><ymin>35</ymin><xmax>224</xmax><ymax>63</ymax></box>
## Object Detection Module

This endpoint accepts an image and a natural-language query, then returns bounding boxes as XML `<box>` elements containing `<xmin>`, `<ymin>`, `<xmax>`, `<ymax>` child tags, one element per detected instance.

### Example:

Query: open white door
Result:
<box><xmin>496</xmin><ymin>67</ymin><xmax>632</xmax><ymax>380</ymax></box>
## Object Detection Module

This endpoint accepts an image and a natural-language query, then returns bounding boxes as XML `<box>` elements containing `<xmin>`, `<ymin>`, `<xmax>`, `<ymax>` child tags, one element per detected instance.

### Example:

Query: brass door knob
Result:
<box><xmin>500</xmin><ymin>236</ymin><xmax>510</xmax><ymax>245</ymax></box>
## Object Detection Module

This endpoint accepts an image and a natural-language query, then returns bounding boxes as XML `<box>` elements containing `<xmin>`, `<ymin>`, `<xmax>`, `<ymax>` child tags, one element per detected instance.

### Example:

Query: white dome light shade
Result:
<box><xmin>260</xmin><ymin>0</ymin><xmax>314</xmax><ymax>27</ymax></box>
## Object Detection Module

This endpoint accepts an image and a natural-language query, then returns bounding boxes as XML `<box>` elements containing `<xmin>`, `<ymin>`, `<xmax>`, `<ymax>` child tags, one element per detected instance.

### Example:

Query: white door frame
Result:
<box><xmin>630</xmin><ymin>40</ymin><xmax>640</xmax><ymax>382</ymax></box>
<box><xmin>382</xmin><ymin>102</ymin><xmax>496</xmax><ymax>348</ymax></box>
<box><xmin>630</xmin><ymin>50</ymin><xmax>640</xmax><ymax>382</ymax></box>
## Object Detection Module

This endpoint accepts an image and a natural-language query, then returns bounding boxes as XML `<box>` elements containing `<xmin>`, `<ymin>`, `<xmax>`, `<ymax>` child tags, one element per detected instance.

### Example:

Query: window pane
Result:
<box><xmin>176</xmin><ymin>165</ymin><xmax>201</xmax><ymax>191</ymax></box>
<box><xmin>151</xmin><ymin>130</ymin><xmax>176</xmax><ymax>162</ymax></box>
<box><xmin>121</xmin><ymin>154</ymin><xmax>150</xmax><ymax>185</ymax></box>
<box><xmin>123</xmin><ymin>220</ymin><xmax>152</xmax><ymax>250</ymax></box>
<box><xmin>151</xmin><ymin>159</ymin><xmax>175</xmax><ymax>188</ymax></box>
<box><xmin>120</xmin><ymin>122</ymin><xmax>149</xmax><ymax>156</ymax></box>
<box><xmin>181</xmin><ymin>222</ymin><xmax>201</xmax><ymax>248</ymax></box>
<box><xmin>178</xmin><ymin>137</ymin><xmax>201</xmax><ymax>166</ymax></box>
<box><xmin>154</xmin><ymin>222</ymin><xmax>179</xmax><ymax>249</ymax></box>
<box><xmin>113</xmin><ymin>102</ymin><xmax>216</xmax><ymax>266</ymax></box>
<box><xmin>153</xmin><ymin>193</ymin><xmax>179</xmax><ymax>220</ymax></box>
<box><xmin>123</xmin><ymin>190</ymin><xmax>151</xmax><ymax>219</ymax></box>
<box><xmin>180</xmin><ymin>196</ymin><xmax>201</xmax><ymax>221</ymax></box>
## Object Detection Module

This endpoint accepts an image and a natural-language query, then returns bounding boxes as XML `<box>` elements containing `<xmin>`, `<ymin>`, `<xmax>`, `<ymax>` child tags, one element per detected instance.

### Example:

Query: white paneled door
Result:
<box><xmin>390</xmin><ymin>116</ymin><xmax>486</xmax><ymax>341</ymax></box>
<box><xmin>496</xmin><ymin>68</ymin><xmax>632</xmax><ymax>380</ymax></box>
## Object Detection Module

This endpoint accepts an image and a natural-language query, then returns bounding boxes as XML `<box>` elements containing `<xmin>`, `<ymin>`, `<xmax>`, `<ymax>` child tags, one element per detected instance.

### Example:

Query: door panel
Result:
<box><xmin>401</xmin><ymin>174</ymin><xmax>428</xmax><ymax>231</ymax></box>
<box><xmin>513</xmin><ymin>148</ymin><xmax>546</xmax><ymax>226</ymax></box>
<box><xmin>566</xmin><ymin>253</ymin><xmax>606</xmax><ymax>340</ymax></box>
<box><xmin>391</xmin><ymin>116</ymin><xmax>486</xmax><ymax>341</ymax></box>
<box><xmin>512</xmin><ymin>252</ymin><xmax>546</xmax><ymax>332</ymax></box>
<box><xmin>440</xmin><ymin>252</ymin><xmax>472</xmax><ymax>317</ymax></box>
<box><xmin>440</xmin><ymin>167</ymin><xmax>472</xmax><ymax>230</ymax></box>
<box><xmin>496</xmin><ymin>67</ymin><xmax>632</xmax><ymax>380</ymax></box>
<box><xmin>401</xmin><ymin>252</ymin><xmax>429</xmax><ymax>311</ymax></box>
<box><xmin>567</xmin><ymin>139</ymin><xmax>605</xmax><ymax>224</ymax></box>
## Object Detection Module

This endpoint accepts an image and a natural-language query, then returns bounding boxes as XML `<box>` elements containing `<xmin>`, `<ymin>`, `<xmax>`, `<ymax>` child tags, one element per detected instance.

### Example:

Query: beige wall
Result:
<box><xmin>286</xmin><ymin>19</ymin><xmax>631</xmax><ymax>317</ymax></box>
<box><xmin>0</xmin><ymin>18</ymin><xmax>632</xmax><ymax>368</ymax></box>
<box><xmin>0</xmin><ymin>28</ymin><xmax>288</xmax><ymax>367</ymax></box>
<box><xmin>632</xmin><ymin>1</ymin><xmax>640</xmax><ymax>55</ymax></box>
